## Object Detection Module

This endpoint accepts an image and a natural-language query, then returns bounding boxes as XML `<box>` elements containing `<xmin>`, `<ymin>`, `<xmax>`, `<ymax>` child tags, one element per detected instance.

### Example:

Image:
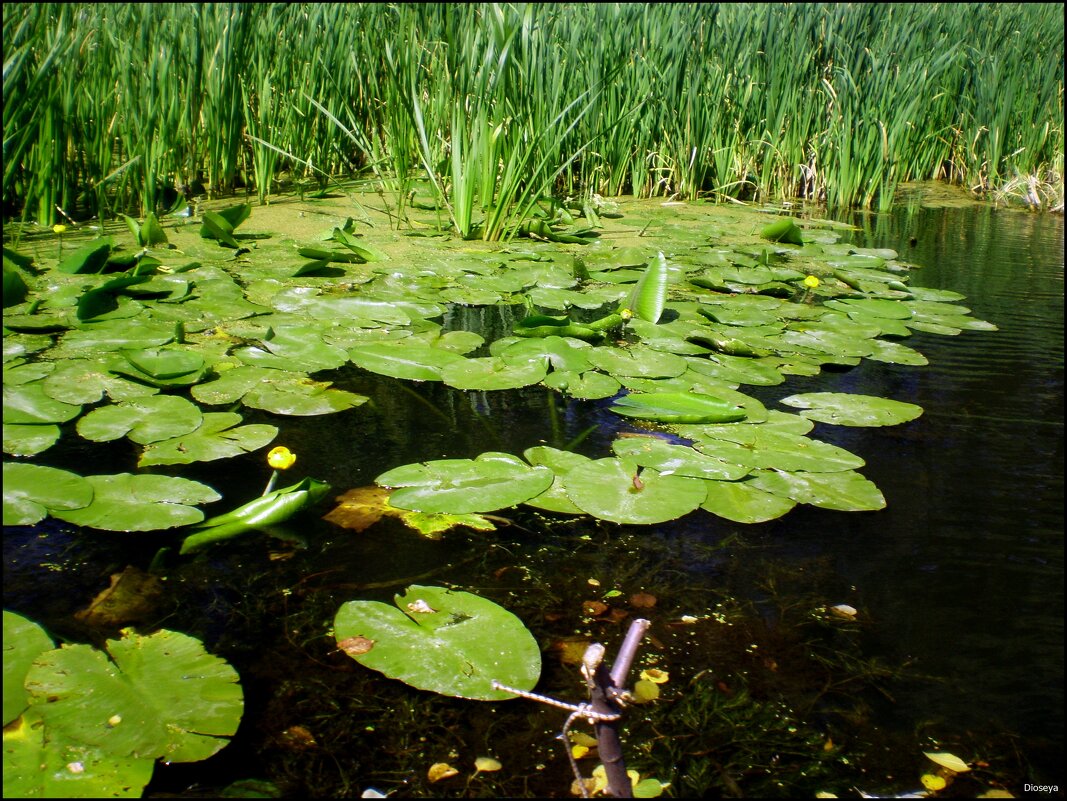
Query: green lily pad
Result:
<box><xmin>3</xmin><ymin>382</ymin><xmax>82</xmax><ymax>425</ymax></box>
<box><xmin>3</xmin><ymin>463</ymin><xmax>94</xmax><ymax>526</ymax></box>
<box><xmin>563</xmin><ymin>459</ymin><xmax>707</xmax><ymax>524</ymax></box>
<box><xmin>2</xmin><ymin>708</ymin><xmax>157</xmax><ymax>799</ymax></box>
<box><xmin>42</xmin><ymin>358</ymin><xmax>160</xmax><ymax>404</ymax></box>
<box><xmin>192</xmin><ymin>367</ymin><xmax>368</xmax><ymax>416</ymax></box>
<box><xmin>348</xmin><ymin>342</ymin><xmax>468</xmax><ymax>381</ymax></box>
<box><xmin>690</xmin><ymin>427</ymin><xmax>865</xmax><ymax>472</ymax></box>
<box><xmin>3</xmin><ymin>611</ymin><xmax>55</xmax><ymax>725</ymax></box>
<box><xmin>139</xmin><ymin>414</ymin><xmax>278</xmax><ymax>466</ymax></box>
<box><xmin>77</xmin><ymin>396</ymin><xmax>204</xmax><ymax>444</ymax></box>
<box><xmin>51</xmin><ymin>474</ymin><xmax>220</xmax><ymax>531</ymax></box>
<box><xmin>586</xmin><ymin>346</ymin><xmax>688</xmax><ymax>379</ymax></box>
<box><xmin>611</xmin><ymin>392</ymin><xmax>747</xmax><ymax>424</ymax></box>
<box><xmin>779</xmin><ymin>392</ymin><xmax>923</xmax><ymax>427</ymax></box>
<box><xmin>333</xmin><ymin>585</ymin><xmax>541</xmax><ymax>700</ymax></box>
<box><xmin>521</xmin><ymin>446</ymin><xmax>593</xmax><ymax>514</ymax></box>
<box><xmin>3</xmin><ymin>423</ymin><xmax>62</xmax><ymax>456</ymax></box>
<box><xmin>25</xmin><ymin>628</ymin><xmax>242</xmax><ymax>762</ymax></box>
<box><xmin>701</xmin><ymin>479</ymin><xmax>797</xmax><ymax>523</ymax></box>
<box><xmin>440</xmin><ymin>356</ymin><xmax>549</xmax><ymax>391</ymax></box>
<box><xmin>748</xmin><ymin>469</ymin><xmax>886</xmax><ymax>511</ymax></box>
<box><xmin>612</xmin><ymin>437</ymin><xmax>750</xmax><ymax>480</ymax></box>
<box><xmin>542</xmin><ymin>369</ymin><xmax>621</xmax><ymax>399</ymax></box>
<box><xmin>377</xmin><ymin>452</ymin><xmax>555</xmax><ymax>514</ymax></box>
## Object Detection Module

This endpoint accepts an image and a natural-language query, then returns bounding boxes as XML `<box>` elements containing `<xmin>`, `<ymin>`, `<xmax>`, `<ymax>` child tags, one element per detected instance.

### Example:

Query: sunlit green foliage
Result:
<box><xmin>3</xmin><ymin>3</ymin><xmax>1062</xmax><ymax>225</ymax></box>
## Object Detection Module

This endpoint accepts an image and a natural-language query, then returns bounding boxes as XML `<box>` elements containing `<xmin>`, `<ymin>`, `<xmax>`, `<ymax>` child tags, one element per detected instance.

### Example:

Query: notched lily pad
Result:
<box><xmin>333</xmin><ymin>585</ymin><xmax>540</xmax><ymax>700</ymax></box>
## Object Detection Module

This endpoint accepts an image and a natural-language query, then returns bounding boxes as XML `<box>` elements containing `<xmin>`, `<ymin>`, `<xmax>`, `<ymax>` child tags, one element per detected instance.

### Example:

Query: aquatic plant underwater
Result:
<box><xmin>3</xmin><ymin>2</ymin><xmax>1059</xmax><ymax>798</ymax></box>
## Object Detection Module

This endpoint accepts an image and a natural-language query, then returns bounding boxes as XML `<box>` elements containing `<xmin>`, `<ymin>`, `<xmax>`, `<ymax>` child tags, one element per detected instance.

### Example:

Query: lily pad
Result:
<box><xmin>701</xmin><ymin>479</ymin><xmax>797</xmax><ymax>523</ymax></box>
<box><xmin>51</xmin><ymin>474</ymin><xmax>220</xmax><ymax>531</ymax></box>
<box><xmin>562</xmin><ymin>459</ymin><xmax>707</xmax><ymax>524</ymax></box>
<box><xmin>611</xmin><ymin>437</ymin><xmax>750</xmax><ymax>481</ymax></box>
<box><xmin>77</xmin><ymin>396</ymin><xmax>204</xmax><ymax>445</ymax></box>
<box><xmin>3</xmin><ymin>463</ymin><xmax>94</xmax><ymax>526</ymax></box>
<box><xmin>377</xmin><ymin>452</ymin><xmax>555</xmax><ymax>514</ymax></box>
<box><xmin>333</xmin><ymin>585</ymin><xmax>540</xmax><ymax>700</ymax></box>
<box><xmin>440</xmin><ymin>356</ymin><xmax>549</xmax><ymax>391</ymax></box>
<box><xmin>3</xmin><ymin>611</ymin><xmax>55</xmax><ymax>725</ymax></box>
<box><xmin>586</xmin><ymin>346</ymin><xmax>688</xmax><ymax>379</ymax></box>
<box><xmin>779</xmin><ymin>392</ymin><xmax>923</xmax><ymax>427</ymax></box>
<box><xmin>611</xmin><ymin>392</ymin><xmax>747</xmax><ymax>424</ymax></box>
<box><xmin>748</xmin><ymin>469</ymin><xmax>886</xmax><ymax>511</ymax></box>
<box><xmin>349</xmin><ymin>342</ymin><xmax>469</xmax><ymax>381</ymax></box>
<box><xmin>138</xmin><ymin>414</ymin><xmax>278</xmax><ymax>466</ymax></box>
<box><xmin>24</xmin><ymin>627</ymin><xmax>242</xmax><ymax>762</ymax></box>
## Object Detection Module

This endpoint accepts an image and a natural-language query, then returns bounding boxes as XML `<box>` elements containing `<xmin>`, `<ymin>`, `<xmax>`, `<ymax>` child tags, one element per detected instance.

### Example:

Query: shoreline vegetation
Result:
<box><xmin>3</xmin><ymin>3</ymin><xmax>1063</xmax><ymax>229</ymax></box>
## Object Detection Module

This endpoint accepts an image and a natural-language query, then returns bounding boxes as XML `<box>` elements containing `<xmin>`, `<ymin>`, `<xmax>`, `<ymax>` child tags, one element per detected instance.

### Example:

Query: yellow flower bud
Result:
<box><xmin>53</xmin><ymin>224</ymin><xmax>68</xmax><ymax>234</ymax></box>
<box><xmin>267</xmin><ymin>446</ymin><xmax>296</xmax><ymax>470</ymax></box>
<box><xmin>803</xmin><ymin>275</ymin><xmax>820</xmax><ymax>289</ymax></box>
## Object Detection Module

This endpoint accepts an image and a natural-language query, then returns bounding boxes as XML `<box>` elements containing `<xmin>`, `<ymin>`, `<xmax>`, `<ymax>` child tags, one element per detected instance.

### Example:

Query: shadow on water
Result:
<box><xmin>3</xmin><ymin>202</ymin><xmax>1061</xmax><ymax>797</ymax></box>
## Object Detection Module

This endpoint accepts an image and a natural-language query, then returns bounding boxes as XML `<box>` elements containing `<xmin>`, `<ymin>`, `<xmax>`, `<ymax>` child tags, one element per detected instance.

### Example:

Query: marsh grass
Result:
<box><xmin>3</xmin><ymin>3</ymin><xmax>1062</xmax><ymax>226</ymax></box>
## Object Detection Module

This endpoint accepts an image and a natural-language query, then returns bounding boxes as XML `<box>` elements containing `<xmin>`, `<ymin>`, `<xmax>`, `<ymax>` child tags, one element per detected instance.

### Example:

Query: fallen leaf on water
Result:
<box><xmin>551</xmin><ymin>637</ymin><xmax>593</xmax><ymax>666</ymax></box>
<box><xmin>338</xmin><ymin>636</ymin><xmax>375</xmax><ymax>655</ymax></box>
<box><xmin>278</xmin><ymin>725</ymin><xmax>317</xmax><ymax>750</ymax></box>
<box><xmin>630</xmin><ymin>592</ymin><xmax>657</xmax><ymax>609</ymax></box>
<box><xmin>924</xmin><ymin>751</ymin><xmax>971</xmax><ymax>773</ymax></box>
<box><xmin>427</xmin><ymin>763</ymin><xmax>459</xmax><ymax>782</ymax></box>
<box><xmin>921</xmin><ymin>774</ymin><xmax>947</xmax><ymax>791</ymax></box>
<box><xmin>639</xmin><ymin>668</ymin><xmax>669</xmax><ymax>684</ymax></box>
<box><xmin>582</xmin><ymin>600</ymin><xmax>609</xmax><ymax>617</ymax></box>
<box><xmin>473</xmin><ymin>757</ymin><xmax>502</xmax><ymax>773</ymax></box>
<box><xmin>75</xmin><ymin>565</ymin><xmax>164</xmax><ymax>629</ymax></box>
<box><xmin>829</xmin><ymin>604</ymin><xmax>858</xmax><ymax>619</ymax></box>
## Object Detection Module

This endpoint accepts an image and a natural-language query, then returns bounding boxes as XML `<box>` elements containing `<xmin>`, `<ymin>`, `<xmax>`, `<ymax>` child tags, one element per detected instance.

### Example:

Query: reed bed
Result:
<box><xmin>3</xmin><ymin>3</ymin><xmax>1063</xmax><ymax>229</ymax></box>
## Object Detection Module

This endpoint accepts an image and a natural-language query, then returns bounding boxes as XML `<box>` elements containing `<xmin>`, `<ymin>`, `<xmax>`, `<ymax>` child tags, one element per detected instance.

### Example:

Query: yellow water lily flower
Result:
<box><xmin>267</xmin><ymin>446</ymin><xmax>297</xmax><ymax>470</ymax></box>
<box><xmin>803</xmin><ymin>274</ymin><xmax>820</xmax><ymax>289</ymax></box>
<box><xmin>53</xmin><ymin>224</ymin><xmax>68</xmax><ymax>234</ymax></box>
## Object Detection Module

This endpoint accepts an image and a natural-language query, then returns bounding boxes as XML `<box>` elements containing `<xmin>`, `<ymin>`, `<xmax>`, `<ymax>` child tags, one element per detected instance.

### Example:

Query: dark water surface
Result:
<box><xmin>5</xmin><ymin>201</ymin><xmax>1062</xmax><ymax>797</ymax></box>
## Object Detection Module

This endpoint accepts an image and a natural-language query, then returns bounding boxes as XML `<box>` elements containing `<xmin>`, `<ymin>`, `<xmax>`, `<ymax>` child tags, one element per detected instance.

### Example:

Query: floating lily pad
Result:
<box><xmin>542</xmin><ymin>369</ymin><xmax>621</xmax><ymax>399</ymax></box>
<box><xmin>348</xmin><ymin>342</ymin><xmax>469</xmax><ymax>381</ymax></box>
<box><xmin>333</xmin><ymin>585</ymin><xmax>540</xmax><ymax>700</ymax></box>
<box><xmin>139</xmin><ymin>414</ymin><xmax>278</xmax><ymax>466</ymax></box>
<box><xmin>3</xmin><ymin>382</ymin><xmax>82</xmax><ymax>425</ymax></box>
<box><xmin>378</xmin><ymin>452</ymin><xmax>555</xmax><ymax>514</ymax></box>
<box><xmin>3</xmin><ymin>463</ymin><xmax>94</xmax><ymax>526</ymax></box>
<box><xmin>51</xmin><ymin>474</ymin><xmax>220</xmax><ymax>531</ymax></box>
<box><xmin>748</xmin><ymin>469</ymin><xmax>886</xmax><ymax>511</ymax></box>
<box><xmin>192</xmin><ymin>366</ymin><xmax>367</xmax><ymax>416</ymax></box>
<box><xmin>611</xmin><ymin>437</ymin><xmax>750</xmax><ymax>480</ymax></box>
<box><xmin>24</xmin><ymin>627</ymin><xmax>242</xmax><ymax>763</ymax></box>
<box><xmin>586</xmin><ymin>346</ymin><xmax>688</xmax><ymax>379</ymax></box>
<box><xmin>562</xmin><ymin>459</ymin><xmax>707</xmax><ymax>524</ymax></box>
<box><xmin>779</xmin><ymin>392</ymin><xmax>923</xmax><ymax>427</ymax></box>
<box><xmin>3</xmin><ymin>423</ymin><xmax>62</xmax><ymax>456</ymax></box>
<box><xmin>611</xmin><ymin>392</ymin><xmax>747</xmax><ymax>424</ymax></box>
<box><xmin>701</xmin><ymin>479</ymin><xmax>797</xmax><ymax>523</ymax></box>
<box><xmin>4</xmin><ymin>611</ymin><xmax>55</xmax><ymax>725</ymax></box>
<box><xmin>440</xmin><ymin>356</ymin><xmax>548</xmax><ymax>391</ymax></box>
<box><xmin>77</xmin><ymin>396</ymin><xmax>203</xmax><ymax>444</ymax></box>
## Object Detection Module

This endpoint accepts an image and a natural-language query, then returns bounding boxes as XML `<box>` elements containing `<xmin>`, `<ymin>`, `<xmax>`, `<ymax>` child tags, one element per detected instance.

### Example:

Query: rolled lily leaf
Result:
<box><xmin>179</xmin><ymin>477</ymin><xmax>331</xmax><ymax>554</ymax></box>
<box><xmin>760</xmin><ymin>218</ymin><xmax>804</xmax><ymax>245</ymax></box>
<box><xmin>626</xmin><ymin>251</ymin><xmax>669</xmax><ymax>323</ymax></box>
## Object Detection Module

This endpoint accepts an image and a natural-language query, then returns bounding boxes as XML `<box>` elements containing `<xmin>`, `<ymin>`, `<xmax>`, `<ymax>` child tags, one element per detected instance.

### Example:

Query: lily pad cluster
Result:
<box><xmin>3</xmin><ymin>610</ymin><xmax>243</xmax><ymax>798</ymax></box>
<box><xmin>3</xmin><ymin>199</ymin><xmax>994</xmax><ymax>535</ymax></box>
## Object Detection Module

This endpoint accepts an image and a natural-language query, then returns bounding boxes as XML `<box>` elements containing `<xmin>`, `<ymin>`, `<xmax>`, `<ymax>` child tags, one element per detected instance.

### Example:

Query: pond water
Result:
<box><xmin>4</xmin><ymin>196</ymin><xmax>1062</xmax><ymax>798</ymax></box>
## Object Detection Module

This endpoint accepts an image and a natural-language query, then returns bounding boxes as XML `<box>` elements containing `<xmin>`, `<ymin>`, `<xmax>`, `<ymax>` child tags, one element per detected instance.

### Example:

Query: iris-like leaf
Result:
<box><xmin>627</xmin><ymin>252</ymin><xmax>669</xmax><ymax>323</ymax></box>
<box><xmin>179</xmin><ymin>477</ymin><xmax>331</xmax><ymax>554</ymax></box>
